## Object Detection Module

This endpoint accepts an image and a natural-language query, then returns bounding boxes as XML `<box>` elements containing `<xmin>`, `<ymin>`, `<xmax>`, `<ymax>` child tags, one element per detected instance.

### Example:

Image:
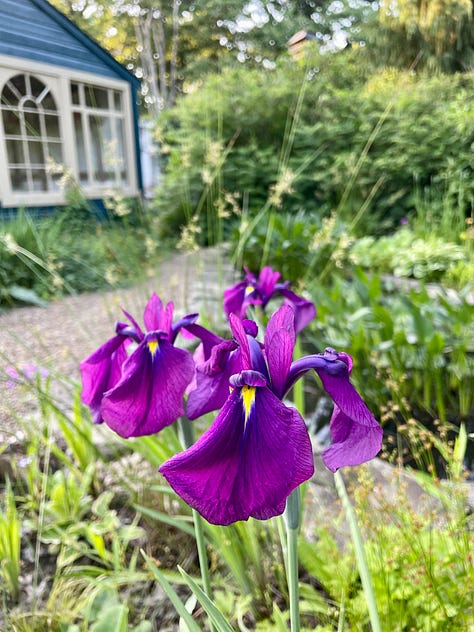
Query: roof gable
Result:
<box><xmin>0</xmin><ymin>0</ymin><xmax>139</xmax><ymax>87</ymax></box>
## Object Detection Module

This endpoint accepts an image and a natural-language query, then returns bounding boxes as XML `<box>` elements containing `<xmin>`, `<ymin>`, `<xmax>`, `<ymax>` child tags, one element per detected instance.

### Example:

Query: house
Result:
<box><xmin>287</xmin><ymin>30</ymin><xmax>317</xmax><ymax>61</ymax></box>
<box><xmin>0</xmin><ymin>0</ymin><xmax>142</xmax><ymax>214</ymax></box>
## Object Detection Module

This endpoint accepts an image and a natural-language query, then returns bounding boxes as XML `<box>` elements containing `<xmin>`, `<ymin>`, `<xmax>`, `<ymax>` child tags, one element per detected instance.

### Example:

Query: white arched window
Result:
<box><xmin>1</xmin><ymin>73</ymin><xmax>63</xmax><ymax>193</ymax></box>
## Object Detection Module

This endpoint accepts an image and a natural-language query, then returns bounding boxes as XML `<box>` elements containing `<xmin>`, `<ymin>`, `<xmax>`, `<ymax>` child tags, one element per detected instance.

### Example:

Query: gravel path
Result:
<box><xmin>0</xmin><ymin>247</ymin><xmax>236</xmax><ymax>441</ymax></box>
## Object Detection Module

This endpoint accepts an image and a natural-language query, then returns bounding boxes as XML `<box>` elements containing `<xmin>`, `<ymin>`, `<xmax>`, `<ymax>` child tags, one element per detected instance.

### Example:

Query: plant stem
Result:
<box><xmin>284</xmin><ymin>487</ymin><xmax>301</xmax><ymax>632</ymax></box>
<box><xmin>177</xmin><ymin>417</ymin><xmax>215</xmax><ymax>624</ymax></box>
<box><xmin>334</xmin><ymin>471</ymin><xmax>381</xmax><ymax>632</ymax></box>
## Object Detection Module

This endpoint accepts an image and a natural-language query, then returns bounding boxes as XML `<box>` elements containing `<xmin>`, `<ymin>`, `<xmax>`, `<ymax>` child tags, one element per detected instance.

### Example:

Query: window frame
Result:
<box><xmin>70</xmin><ymin>81</ymin><xmax>130</xmax><ymax>189</ymax></box>
<box><xmin>1</xmin><ymin>72</ymin><xmax>65</xmax><ymax>196</ymax></box>
<box><xmin>0</xmin><ymin>54</ymin><xmax>138</xmax><ymax>208</ymax></box>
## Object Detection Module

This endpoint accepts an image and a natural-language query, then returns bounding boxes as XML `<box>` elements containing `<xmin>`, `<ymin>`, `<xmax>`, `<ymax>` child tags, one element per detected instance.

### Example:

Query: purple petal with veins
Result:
<box><xmin>101</xmin><ymin>333</ymin><xmax>194</xmax><ymax>437</ymax></box>
<box><xmin>160</xmin><ymin>373</ymin><xmax>314</xmax><ymax>525</ymax></box>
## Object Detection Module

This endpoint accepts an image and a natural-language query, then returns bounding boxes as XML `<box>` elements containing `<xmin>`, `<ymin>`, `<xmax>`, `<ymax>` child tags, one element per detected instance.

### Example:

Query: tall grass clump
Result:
<box><xmin>0</xmin><ymin>478</ymin><xmax>21</xmax><ymax>603</ymax></box>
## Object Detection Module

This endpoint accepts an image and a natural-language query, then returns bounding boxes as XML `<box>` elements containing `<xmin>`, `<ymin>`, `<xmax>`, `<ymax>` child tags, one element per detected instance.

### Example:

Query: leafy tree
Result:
<box><xmin>50</xmin><ymin>0</ymin><xmax>379</xmax><ymax>113</ymax></box>
<box><xmin>50</xmin><ymin>0</ymin><xmax>243</xmax><ymax>113</ymax></box>
<box><xmin>372</xmin><ymin>0</ymin><xmax>474</xmax><ymax>72</ymax></box>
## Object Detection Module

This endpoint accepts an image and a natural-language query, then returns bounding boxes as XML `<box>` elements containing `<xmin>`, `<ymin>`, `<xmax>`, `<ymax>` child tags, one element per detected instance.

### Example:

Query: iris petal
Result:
<box><xmin>160</xmin><ymin>383</ymin><xmax>314</xmax><ymax>525</ymax></box>
<box><xmin>143</xmin><ymin>294</ymin><xmax>173</xmax><ymax>336</ymax></box>
<box><xmin>223</xmin><ymin>280</ymin><xmax>247</xmax><ymax>318</ymax></box>
<box><xmin>80</xmin><ymin>335</ymin><xmax>128</xmax><ymax>424</ymax></box>
<box><xmin>143</xmin><ymin>293</ymin><xmax>164</xmax><ymax>331</ymax></box>
<box><xmin>101</xmin><ymin>337</ymin><xmax>194</xmax><ymax>438</ymax></box>
<box><xmin>186</xmin><ymin>348</ymin><xmax>242</xmax><ymax>419</ymax></box>
<box><xmin>264</xmin><ymin>305</ymin><xmax>296</xmax><ymax>399</ymax></box>
<box><xmin>322</xmin><ymin>404</ymin><xmax>383</xmax><ymax>472</ymax></box>
<box><xmin>229</xmin><ymin>314</ymin><xmax>251</xmax><ymax>369</ymax></box>
<box><xmin>313</xmin><ymin>357</ymin><xmax>383</xmax><ymax>471</ymax></box>
<box><xmin>279</xmin><ymin>288</ymin><xmax>316</xmax><ymax>333</ymax></box>
<box><xmin>257</xmin><ymin>266</ymin><xmax>280</xmax><ymax>300</ymax></box>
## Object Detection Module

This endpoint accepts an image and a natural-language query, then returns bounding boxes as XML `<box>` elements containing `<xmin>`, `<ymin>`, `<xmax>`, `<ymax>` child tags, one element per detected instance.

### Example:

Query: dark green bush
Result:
<box><xmin>152</xmin><ymin>53</ymin><xmax>474</xmax><ymax>240</ymax></box>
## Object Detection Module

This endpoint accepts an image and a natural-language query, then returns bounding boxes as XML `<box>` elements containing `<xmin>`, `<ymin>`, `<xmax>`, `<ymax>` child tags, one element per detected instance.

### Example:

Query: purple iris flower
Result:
<box><xmin>184</xmin><ymin>319</ymin><xmax>262</xmax><ymax>420</ymax></box>
<box><xmin>80</xmin><ymin>294</ymin><xmax>197</xmax><ymax>438</ymax></box>
<box><xmin>160</xmin><ymin>306</ymin><xmax>382</xmax><ymax>525</ymax></box>
<box><xmin>223</xmin><ymin>266</ymin><xmax>316</xmax><ymax>333</ymax></box>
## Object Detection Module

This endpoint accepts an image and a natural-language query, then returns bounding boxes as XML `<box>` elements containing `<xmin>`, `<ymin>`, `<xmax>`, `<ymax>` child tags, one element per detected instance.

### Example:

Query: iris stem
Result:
<box><xmin>284</xmin><ymin>486</ymin><xmax>301</xmax><ymax>632</ymax></box>
<box><xmin>177</xmin><ymin>417</ymin><xmax>215</xmax><ymax>628</ymax></box>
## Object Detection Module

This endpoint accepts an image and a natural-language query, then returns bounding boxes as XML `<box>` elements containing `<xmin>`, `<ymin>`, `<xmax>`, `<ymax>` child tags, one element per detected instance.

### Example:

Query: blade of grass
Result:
<box><xmin>334</xmin><ymin>471</ymin><xmax>381</xmax><ymax>632</ymax></box>
<box><xmin>178</xmin><ymin>566</ymin><xmax>234</xmax><ymax>632</ymax></box>
<box><xmin>142</xmin><ymin>551</ymin><xmax>202</xmax><ymax>632</ymax></box>
<box><xmin>134</xmin><ymin>505</ymin><xmax>196</xmax><ymax>537</ymax></box>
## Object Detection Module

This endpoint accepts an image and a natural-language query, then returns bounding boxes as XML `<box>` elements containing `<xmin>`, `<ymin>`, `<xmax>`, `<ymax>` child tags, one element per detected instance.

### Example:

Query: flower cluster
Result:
<box><xmin>81</xmin><ymin>267</ymin><xmax>383</xmax><ymax>525</ymax></box>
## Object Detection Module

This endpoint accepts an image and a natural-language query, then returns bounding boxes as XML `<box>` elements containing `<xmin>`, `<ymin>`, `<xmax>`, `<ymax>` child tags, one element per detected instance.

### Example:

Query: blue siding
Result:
<box><xmin>0</xmin><ymin>0</ymin><xmax>132</xmax><ymax>81</ymax></box>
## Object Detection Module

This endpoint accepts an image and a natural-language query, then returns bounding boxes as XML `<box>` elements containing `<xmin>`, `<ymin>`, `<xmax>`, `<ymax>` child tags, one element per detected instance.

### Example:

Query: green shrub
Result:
<box><xmin>349</xmin><ymin>228</ymin><xmax>467</xmax><ymax>282</ymax></box>
<box><xmin>0</xmin><ymin>200</ymin><xmax>159</xmax><ymax>307</ymax></box>
<box><xmin>153</xmin><ymin>55</ymin><xmax>474</xmax><ymax>241</ymax></box>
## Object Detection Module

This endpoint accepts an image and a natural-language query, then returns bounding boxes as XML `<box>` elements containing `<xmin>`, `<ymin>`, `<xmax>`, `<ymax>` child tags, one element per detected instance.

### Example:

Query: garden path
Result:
<box><xmin>0</xmin><ymin>246</ymin><xmax>236</xmax><ymax>442</ymax></box>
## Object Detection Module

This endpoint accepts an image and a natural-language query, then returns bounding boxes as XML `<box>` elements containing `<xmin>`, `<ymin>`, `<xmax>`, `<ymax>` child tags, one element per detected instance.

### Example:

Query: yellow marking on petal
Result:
<box><xmin>147</xmin><ymin>340</ymin><xmax>159</xmax><ymax>357</ymax></box>
<box><xmin>241</xmin><ymin>385</ymin><xmax>256</xmax><ymax>423</ymax></box>
<box><xmin>245</xmin><ymin>285</ymin><xmax>255</xmax><ymax>297</ymax></box>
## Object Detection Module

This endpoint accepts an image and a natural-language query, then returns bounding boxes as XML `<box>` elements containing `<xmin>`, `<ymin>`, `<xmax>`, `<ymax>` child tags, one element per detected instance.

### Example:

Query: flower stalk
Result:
<box><xmin>177</xmin><ymin>417</ymin><xmax>215</xmax><ymax>628</ymax></box>
<box><xmin>334</xmin><ymin>471</ymin><xmax>381</xmax><ymax>632</ymax></box>
<box><xmin>284</xmin><ymin>486</ymin><xmax>301</xmax><ymax>632</ymax></box>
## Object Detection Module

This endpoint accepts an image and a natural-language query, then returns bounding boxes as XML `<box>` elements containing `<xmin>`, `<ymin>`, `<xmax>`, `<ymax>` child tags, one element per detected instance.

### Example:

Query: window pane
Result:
<box><xmin>73</xmin><ymin>112</ymin><xmax>88</xmax><ymax>183</ymax></box>
<box><xmin>6</xmin><ymin>140</ymin><xmax>24</xmax><ymax>164</ymax></box>
<box><xmin>113</xmin><ymin>91</ymin><xmax>122</xmax><ymax>111</ymax></box>
<box><xmin>1</xmin><ymin>83</ymin><xmax>19</xmax><ymax>107</ymax></box>
<box><xmin>10</xmin><ymin>75</ymin><xmax>26</xmax><ymax>96</ymax></box>
<box><xmin>47</xmin><ymin>142</ymin><xmax>63</xmax><ymax>163</ymax></box>
<box><xmin>10</xmin><ymin>168</ymin><xmax>29</xmax><ymax>191</ymax></box>
<box><xmin>28</xmin><ymin>140</ymin><xmax>44</xmax><ymax>165</ymax></box>
<box><xmin>116</xmin><ymin>119</ymin><xmax>127</xmax><ymax>184</ymax></box>
<box><xmin>30</xmin><ymin>76</ymin><xmax>45</xmax><ymax>99</ymax></box>
<box><xmin>31</xmin><ymin>169</ymin><xmax>47</xmax><ymax>191</ymax></box>
<box><xmin>70</xmin><ymin>82</ymin><xmax>80</xmax><ymax>106</ymax></box>
<box><xmin>41</xmin><ymin>92</ymin><xmax>57</xmax><ymax>111</ymax></box>
<box><xmin>44</xmin><ymin>114</ymin><xmax>60</xmax><ymax>138</ymax></box>
<box><xmin>90</xmin><ymin>114</ymin><xmax>113</xmax><ymax>182</ymax></box>
<box><xmin>24</xmin><ymin>110</ymin><xmax>41</xmax><ymax>137</ymax></box>
<box><xmin>85</xmin><ymin>85</ymin><xmax>108</xmax><ymax>109</ymax></box>
<box><xmin>2</xmin><ymin>109</ymin><xmax>21</xmax><ymax>135</ymax></box>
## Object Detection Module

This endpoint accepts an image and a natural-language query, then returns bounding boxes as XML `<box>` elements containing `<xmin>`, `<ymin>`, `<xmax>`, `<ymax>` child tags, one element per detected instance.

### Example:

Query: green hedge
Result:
<box><xmin>152</xmin><ymin>53</ymin><xmax>474</xmax><ymax>240</ymax></box>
